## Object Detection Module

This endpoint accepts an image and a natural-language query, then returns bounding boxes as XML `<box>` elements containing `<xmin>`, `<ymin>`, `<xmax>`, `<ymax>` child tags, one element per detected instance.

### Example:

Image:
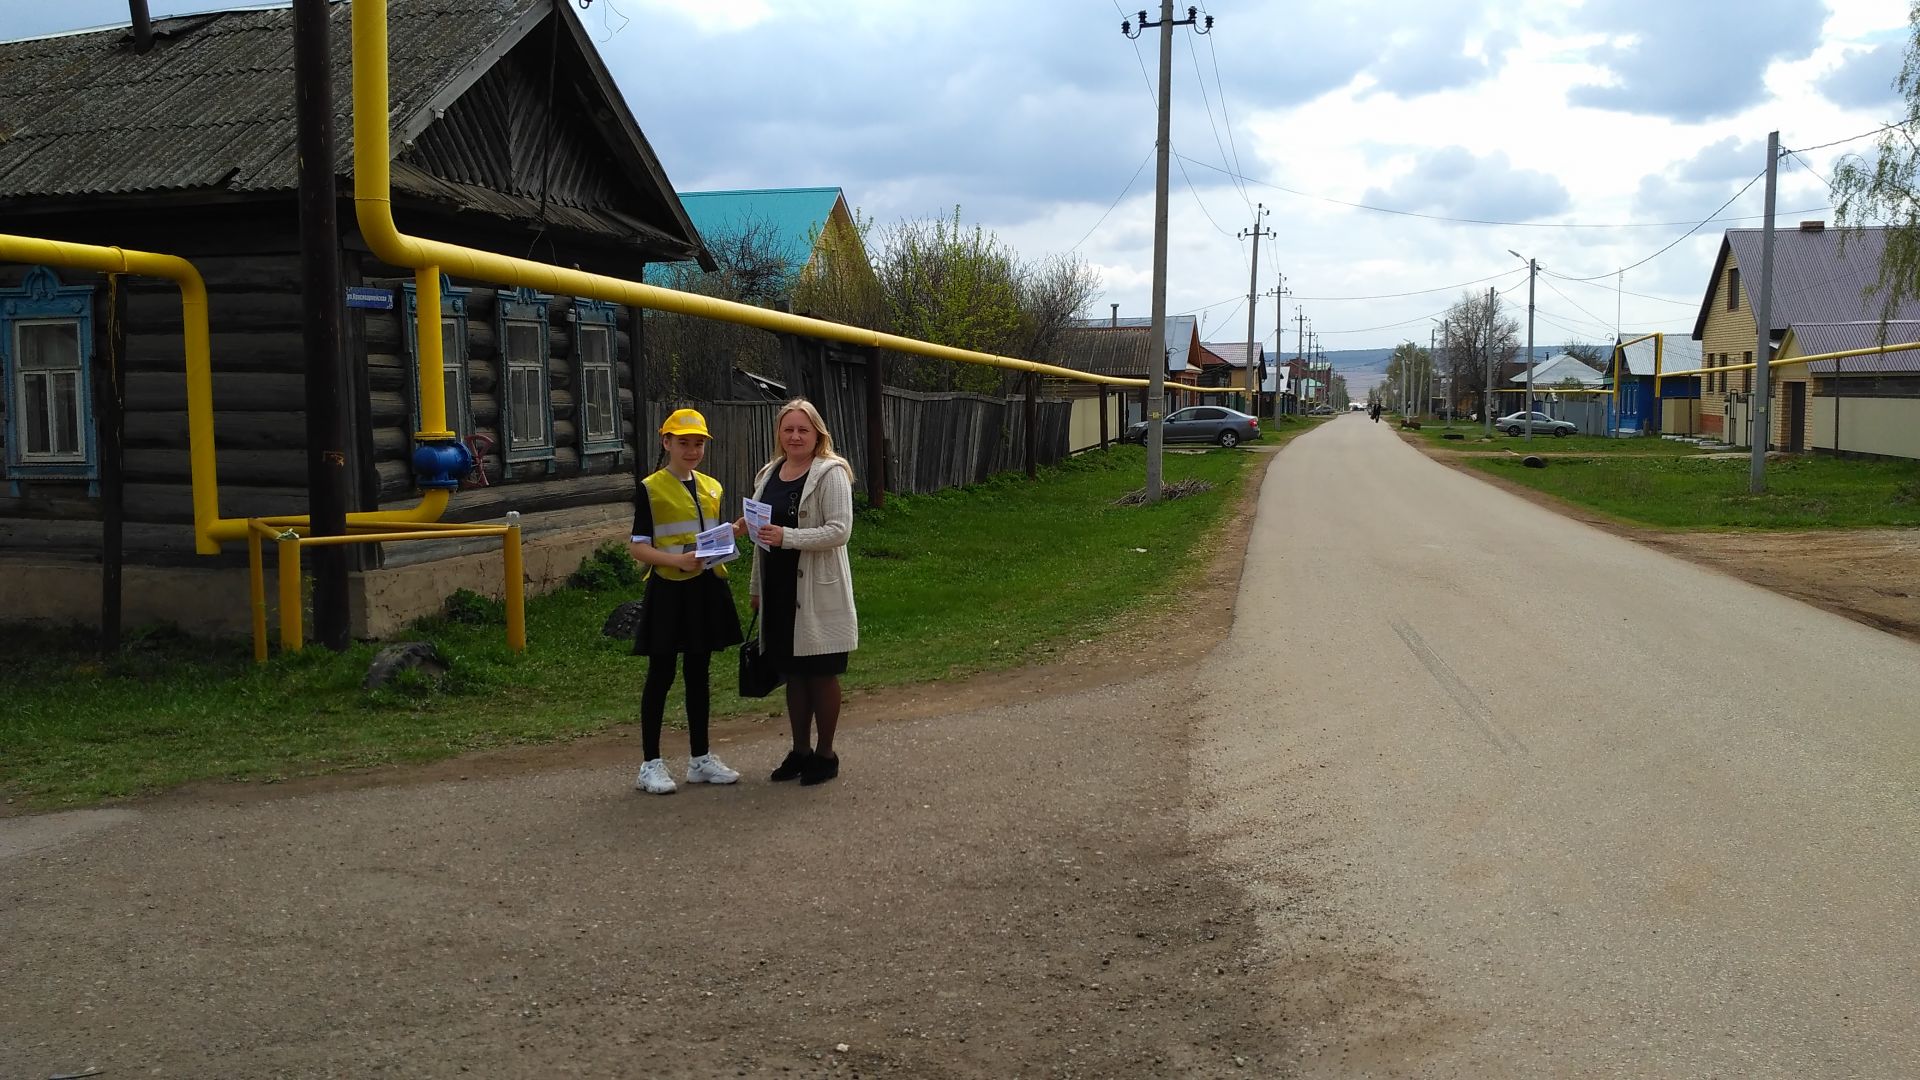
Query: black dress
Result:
<box><xmin>631</xmin><ymin>476</ymin><xmax>744</xmax><ymax>657</ymax></box>
<box><xmin>756</xmin><ymin>467</ymin><xmax>848</xmax><ymax>677</ymax></box>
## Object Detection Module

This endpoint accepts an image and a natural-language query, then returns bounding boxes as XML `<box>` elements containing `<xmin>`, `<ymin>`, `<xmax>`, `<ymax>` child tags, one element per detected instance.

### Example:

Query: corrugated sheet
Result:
<box><xmin>1797</xmin><ymin>321</ymin><xmax>1920</xmax><ymax>373</ymax></box>
<box><xmin>0</xmin><ymin>0</ymin><xmax>532</xmax><ymax>197</ymax></box>
<box><xmin>1071</xmin><ymin>313</ymin><xmax>1197</xmax><ymax>371</ymax></box>
<box><xmin>1696</xmin><ymin>227</ymin><xmax>1920</xmax><ymax>337</ymax></box>
<box><xmin>1057</xmin><ymin>324</ymin><xmax>1154</xmax><ymax>378</ymax></box>
<box><xmin>1617</xmin><ymin>333</ymin><xmax>1701</xmax><ymax>376</ymax></box>
<box><xmin>643</xmin><ymin>188</ymin><xmax>845</xmax><ymax>281</ymax></box>
<box><xmin>1205</xmin><ymin>341</ymin><xmax>1259</xmax><ymax>369</ymax></box>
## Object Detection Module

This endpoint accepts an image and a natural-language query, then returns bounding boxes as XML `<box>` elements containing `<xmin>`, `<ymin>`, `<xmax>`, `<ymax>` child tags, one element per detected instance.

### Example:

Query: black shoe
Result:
<box><xmin>770</xmin><ymin>749</ymin><xmax>809</xmax><ymax>783</ymax></box>
<box><xmin>800</xmin><ymin>752</ymin><xmax>839</xmax><ymax>786</ymax></box>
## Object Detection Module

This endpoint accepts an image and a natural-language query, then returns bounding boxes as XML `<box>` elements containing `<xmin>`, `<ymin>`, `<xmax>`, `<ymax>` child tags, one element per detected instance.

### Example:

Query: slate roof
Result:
<box><xmin>1074</xmin><ymin>314</ymin><xmax>1198</xmax><ymax>371</ymax></box>
<box><xmin>1056</xmin><ymin>323</ymin><xmax>1156</xmax><ymax>378</ymax></box>
<box><xmin>1796</xmin><ymin>321</ymin><xmax>1920</xmax><ymax>374</ymax></box>
<box><xmin>0</xmin><ymin>0</ymin><xmax>708</xmax><ymax>262</ymax></box>
<box><xmin>1693</xmin><ymin>225</ymin><xmax>1920</xmax><ymax>339</ymax></box>
<box><xmin>1204</xmin><ymin>341</ymin><xmax>1261</xmax><ymax>369</ymax></box>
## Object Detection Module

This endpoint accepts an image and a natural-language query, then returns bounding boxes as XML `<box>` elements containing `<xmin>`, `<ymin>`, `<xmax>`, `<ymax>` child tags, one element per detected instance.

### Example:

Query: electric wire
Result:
<box><xmin>1552</xmin><ymin>169</ymin><xmax>1768</xmax><ymax>281</ymax></box>
<box><xmin>1185</xmin><ymin>30</ymin><xmax>1252</xmax><ymax>210</ymax></box>
<box><xmin>1789</xmin><ymin>119</ymin><xmax>1914</xmax><ymax>155</ymax></box>
<box><xmin>1068</xmin><ymin>146</ymin><xmax>1155</xmax><ymax>253</ymax></box>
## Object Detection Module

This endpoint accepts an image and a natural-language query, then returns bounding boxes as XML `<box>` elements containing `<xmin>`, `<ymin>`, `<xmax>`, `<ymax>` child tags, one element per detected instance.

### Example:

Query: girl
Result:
<box><xmin>629</xmin><ymin>408</ymin><xmax>746</xmax><ymax>795</ymax></box>
<box><xmin>745</xmin><ymin>398</ymin><xmax>859</xmax><ymax>787</ymax></box>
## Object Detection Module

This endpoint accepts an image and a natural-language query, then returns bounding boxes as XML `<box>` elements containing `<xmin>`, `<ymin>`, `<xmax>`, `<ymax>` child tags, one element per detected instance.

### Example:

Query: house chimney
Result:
<box><xmin>130</xmin><ymin>0</ymin><xmax>153</xmax><ymax>54</ymax></box>
<box><xmin>1109</xmin><ymin>303</ymin><xmax>1118</xmax><ymax>327</ymax></box>
<box><xmin>1799</xmin><ymin>220</ymin><xmax>1825</xmax><ymax>232</ymax></box>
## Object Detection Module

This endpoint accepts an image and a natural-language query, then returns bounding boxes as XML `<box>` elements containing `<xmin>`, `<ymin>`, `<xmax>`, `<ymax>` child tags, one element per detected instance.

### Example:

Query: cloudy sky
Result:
<box><xmin>19</xmin><ymin>0</ymin><xmax>1917</xmax><ymax>355</ymax></box>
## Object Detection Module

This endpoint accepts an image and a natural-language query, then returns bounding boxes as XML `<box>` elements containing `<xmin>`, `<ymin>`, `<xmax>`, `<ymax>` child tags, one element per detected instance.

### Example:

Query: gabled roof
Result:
<box><xmin>1073</xmin><ymin>314</ymin><xmax>1198</xmax><ymax>371</ymax></box>
<box><xmin>1511</xmin><ymin>353</ymin><xmax>1605</xmax><ymax>386</ymax></box>
<box><xmin>0</xmin><ymin>0</ymin><xmax>708</xmax><ymax>263</ymax></box>
<box><xmin>670</xmin><ymin>187</ymin><xmax>848</xmax><ymax>273</ymax></box>
<box><xmin>1614</xmin><ymin>333</ymin><xmax>1701</xmax><ymax>377</ymax></box>
<box><xmin>1794</xmin><ymin>321</ymin><xmax>1920</xmax><ymax>374</ymax></box>
<box><xmin>1692</xmin><ymin>225</ymin><xmax>1920</xmax><ymax>340</ymax></box>
<box><xmin>1056</xmin><ymin>323</ymin><xmax>1156</xmax><ymax>378</ymax></box>
<box><xmin>1204</xmin><ymin>341</ymin><xmax>1262</xmax><ymax>369</ymax></box>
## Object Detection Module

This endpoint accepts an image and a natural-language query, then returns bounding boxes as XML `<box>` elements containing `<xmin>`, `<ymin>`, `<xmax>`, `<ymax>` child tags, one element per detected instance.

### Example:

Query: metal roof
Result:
<box><xmin>652</xmin><ymin>187</ymin><xmax>848</xmax><ymax>278</ymax></box>
<box><xmin>1613</xmin><ymin>333</ymin><xmax>1701</xmax><ymax>377</ymax></box>
<box><xmin>1795</xmin><ymin>321</ymin><xmax>1920</xmax><ymax>373</ymax></box>
<box><xmin>1692</xmin><ymin>226</ymin><xmax>1920</xmax><ymax>339</ymax></box>
<box><xmin>1511</xmin><ymin>353</ymin><xmax>1605</xmax><ymax>385</ymax></box>
<box><xmin>1204</xmin><ymin>341</ymin><xmax>1260</xmax><ymax>369</ymax></box>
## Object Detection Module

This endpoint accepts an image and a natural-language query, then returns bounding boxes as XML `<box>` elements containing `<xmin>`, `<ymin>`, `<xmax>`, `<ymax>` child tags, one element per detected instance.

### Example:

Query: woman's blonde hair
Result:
<box><xmin>766</xmin><ymin>398</ymin><xmax>848</xmax><ymax>469</ymax></box>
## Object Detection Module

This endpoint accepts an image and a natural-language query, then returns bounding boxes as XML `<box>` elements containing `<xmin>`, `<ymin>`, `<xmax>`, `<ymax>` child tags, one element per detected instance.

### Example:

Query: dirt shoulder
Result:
<box><xmin>1411</xmin><ymin>438</ymin><xmax>1920</xmax><ymax>644</ymax></box>
<box><xmin>2</xmin><ymin>451</ymin><xmax>1286</xmax><ymax>1080</ymax></box>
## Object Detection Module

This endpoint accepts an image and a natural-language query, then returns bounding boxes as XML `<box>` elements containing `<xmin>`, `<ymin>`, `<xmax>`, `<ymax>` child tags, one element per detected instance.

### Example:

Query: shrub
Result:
<box><xmin>569</xmin><ymin>541</ymin><xmax>644</xmax><ymax>591</ymax></box>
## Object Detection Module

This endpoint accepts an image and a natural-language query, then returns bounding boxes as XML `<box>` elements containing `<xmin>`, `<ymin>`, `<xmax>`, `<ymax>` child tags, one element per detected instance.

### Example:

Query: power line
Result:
<box><xmin>1184</xmin><ymin>31</ymin><xmax>1251</xmax><ymax>211</ymax></box>
<box><xmin>1538</xmin><ymin>270</ymin><xmax>1700</xmax><ymax>307</ymax></box>
<box><xmin>1169</xmin><ymin>152</ymin><xmax>1820</xmax><ymax>230</ymax></box>
<box><xmin>1553</xmin><ymin>168</ymin><xmax>1769</xmax><ymax>281</ymax></box>
<box><xmin>1069</xmin><ymin>146</ymin><xmax>1155</xmax><ymax>252</ymax></box>
<box><xmin>1289</xmin><ymin>268</ymin><xmax>1523</xmax><ymax>302</ymax></box>
<box><xmin>1789</xmin><ymin>120</ymin><xmax>1913</xmax><ymax>156</ymax></box>
<box><xmin>1536</xmin><ymin>274</ymin><xmax>1612</xmax><ymax>330</ymax></box>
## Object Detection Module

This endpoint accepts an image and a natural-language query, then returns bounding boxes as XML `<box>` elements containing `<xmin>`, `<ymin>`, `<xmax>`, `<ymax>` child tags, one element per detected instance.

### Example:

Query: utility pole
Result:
<box><xmin>1751</xmin><ymin>131</ymin><xmax>1779</xmax><ymax>494</ymax></box>
<box><xmin>1239</xmin><ymin>204</ymin><xmax>1273</xmax><ymax>411</ymax></box>
<box><xmin>295</xmin><ymin>0</ymin><xmax>351</xmax><ymax>650</ymax></box>
<box><xmin>1509</xmin><ymin>251</ymin><xmax>1537</xmax><ymax>439</ymax></box>
<box><xmin>1483</xmin><ymin>286</ymin><xmax>1496</xmax><ymax>438</ymax></box>
<box><xmin>1294</xmin><ymin>307</ymin><xmax>1307</xmax><ymax>414</ymax></box>
<box><xmin>1266</xmin><ymin>272</ymin><xmax>1290</xmax><ymax>418</ymax></box>
<box><xmin>1122</xmin><ymin>3</ymin><xmax>1212</xmax><ymax>503</ymax></box>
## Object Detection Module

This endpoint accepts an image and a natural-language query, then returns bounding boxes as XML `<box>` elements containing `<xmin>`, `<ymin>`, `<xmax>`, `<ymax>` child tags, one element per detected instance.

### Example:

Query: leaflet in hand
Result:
<box><xmin>742</xmin><ymin>497</ymin><xmax>773</xmax><ymax>550</ymax></box>
<box><xmin>693</xmin><ymin>522</ymin><xmax>738</xmax><ymax>568</ymax></box>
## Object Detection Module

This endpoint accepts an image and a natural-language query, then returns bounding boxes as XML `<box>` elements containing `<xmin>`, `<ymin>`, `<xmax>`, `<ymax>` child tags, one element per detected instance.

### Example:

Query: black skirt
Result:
<box><xmin>632</xmin><ymin>569</ymin><xmax>744</xmax><ymax>657</ymax></box>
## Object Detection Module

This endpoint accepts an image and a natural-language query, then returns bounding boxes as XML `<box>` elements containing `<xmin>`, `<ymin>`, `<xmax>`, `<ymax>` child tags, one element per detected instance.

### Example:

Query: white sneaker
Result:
<box><xmin>634</xmin><ymin>758</ymin><xmax>677</xmax><ymax>794</ymax></box>
<box><xmin>685</xmin><ymin>753</ymin><xmax>740</xmax><ymax>785</ymax></box>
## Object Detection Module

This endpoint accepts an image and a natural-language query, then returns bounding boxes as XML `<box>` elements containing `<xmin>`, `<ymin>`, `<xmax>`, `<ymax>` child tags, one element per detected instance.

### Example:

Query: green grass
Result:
<box><xmin>1407</xmin><ymin>423</ymin><xmax>1709</xmax><ymax>456</ymax></box>
<box><xmin>1</xmin><ymin>444</ymin><xmax>1267</xmax><ymax>808</ymax></box>
<box><xmin>1467</xmin><ymin>453</ymin><xmax>1920</xmax><ymax>529</ymax></box>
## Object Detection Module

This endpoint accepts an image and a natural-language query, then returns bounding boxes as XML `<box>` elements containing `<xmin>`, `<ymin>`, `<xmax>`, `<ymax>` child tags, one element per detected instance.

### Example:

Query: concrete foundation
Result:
<box><xmin>0</xmin><ymin>505</ymin><xmax>631</xmax><ymax>641</ymax></box>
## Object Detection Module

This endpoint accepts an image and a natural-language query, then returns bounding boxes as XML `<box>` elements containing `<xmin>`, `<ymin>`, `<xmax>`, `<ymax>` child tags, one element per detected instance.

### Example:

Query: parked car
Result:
<box><xmin>1308</xmin><ymin>404</ymin><xmax>1336</xmax><ymax>416</ymax></box>
<box><xmin>1125</xmin><ymin>405</ymin><xmax>1260</xmax><ymax>447</ymax></box>
<box><xmin>1494</xmin><ymin>411</ymin><xmax>1576</xmax><ymax>437</ymax></box>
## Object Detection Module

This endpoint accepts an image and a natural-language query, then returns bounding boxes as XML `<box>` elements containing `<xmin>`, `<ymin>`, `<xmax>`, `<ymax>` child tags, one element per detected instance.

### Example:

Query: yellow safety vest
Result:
<box><xmin>640</xmin><ymin>468</ymin><xmax>728</xmax><ymax>580</ymax></box>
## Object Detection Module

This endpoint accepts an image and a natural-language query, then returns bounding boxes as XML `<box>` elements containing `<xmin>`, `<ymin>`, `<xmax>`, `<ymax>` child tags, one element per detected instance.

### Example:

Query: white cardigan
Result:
<box><xmin>749</xmin><ymin>456</ymin><xmax>859</xmax><ymax>656</ymax></box>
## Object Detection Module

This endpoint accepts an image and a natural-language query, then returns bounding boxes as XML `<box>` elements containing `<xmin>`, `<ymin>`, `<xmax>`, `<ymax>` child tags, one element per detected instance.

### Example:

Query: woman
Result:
<box><xmin>746</xmin><ymin>399</ymin><xmax>859</xmax><ymax>786</ymax></box>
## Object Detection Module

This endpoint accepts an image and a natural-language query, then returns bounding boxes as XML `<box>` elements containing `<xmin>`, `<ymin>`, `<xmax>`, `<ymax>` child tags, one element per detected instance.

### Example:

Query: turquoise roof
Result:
<box><xmin>645</xmin><ymin>187</ymin><xmax>846</xmax><ymax>283</ymax></box>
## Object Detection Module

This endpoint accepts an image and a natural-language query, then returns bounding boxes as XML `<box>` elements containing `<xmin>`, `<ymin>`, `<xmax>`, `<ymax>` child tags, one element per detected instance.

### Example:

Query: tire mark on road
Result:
<box><xmin>1390</xmin><ymin>618</ymin><xmax>1526</xmax><ymax>755</ymax></box>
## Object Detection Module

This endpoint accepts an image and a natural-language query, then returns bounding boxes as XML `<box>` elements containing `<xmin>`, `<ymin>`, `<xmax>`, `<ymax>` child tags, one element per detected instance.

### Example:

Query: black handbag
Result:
<box><xmin>737</xmin><ymin>613</ymin><xmax>784</xmax><ymax>698</ymax></box>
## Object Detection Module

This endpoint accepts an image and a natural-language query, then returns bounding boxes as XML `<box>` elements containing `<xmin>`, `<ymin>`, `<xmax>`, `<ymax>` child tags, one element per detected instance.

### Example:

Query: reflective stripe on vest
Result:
<box><xmin>641</xmin><ymin>469</ymin><xmax>727</xmax><ymax>580</ymax></box>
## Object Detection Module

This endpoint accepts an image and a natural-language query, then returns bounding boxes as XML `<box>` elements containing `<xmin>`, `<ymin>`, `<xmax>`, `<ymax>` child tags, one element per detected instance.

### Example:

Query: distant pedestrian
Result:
<box><xmin>1370</xmin><ymin>402</ymin><xmax>1383</xmax><ymax>423</ymax></box>
<box><xmin>742</xmin><ymin>399</ymin><xmax>859</xmax><ymax>787</ymax></box>
<box><xmin>628</xmin><ymin>408</ymin><xmax>746</xmax><ymax>795</ymax></box>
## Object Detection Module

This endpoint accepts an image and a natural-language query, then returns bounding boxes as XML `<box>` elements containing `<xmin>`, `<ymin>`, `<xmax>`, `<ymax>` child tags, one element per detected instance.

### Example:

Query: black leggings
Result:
<box><xmin>641</xmin><ymin>650</ymin><xmax>711</xmax><ymax>761</ymax></box>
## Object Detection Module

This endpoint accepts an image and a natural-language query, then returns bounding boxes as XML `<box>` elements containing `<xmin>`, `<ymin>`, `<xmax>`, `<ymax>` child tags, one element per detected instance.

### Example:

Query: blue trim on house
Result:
<box><xmin>572</xmin><ymin>297</ymin><xmax>624</xmax><ymax>456</ymax></box>
<box><xmin>496</xmin><ymin>285</ymin><xmax>556</xmax><ymax>470</ymax></box>
<box><xmin>1</xmin><ymin>266</ymin><xmax>98</xmax><ymax>486</ymax></box>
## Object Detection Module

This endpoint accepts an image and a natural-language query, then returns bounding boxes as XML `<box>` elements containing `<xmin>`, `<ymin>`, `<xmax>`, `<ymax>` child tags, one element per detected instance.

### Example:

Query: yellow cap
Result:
<box><xmin>659</xmin><ymin>408</ymin><xmax>710</xmax><ymax>438</ymax></box>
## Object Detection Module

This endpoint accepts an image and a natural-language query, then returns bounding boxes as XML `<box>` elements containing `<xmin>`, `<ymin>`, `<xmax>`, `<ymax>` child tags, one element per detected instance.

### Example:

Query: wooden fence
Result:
<box><xmin>644</xmin><ymin>388</ymin><xmax>1072</xmax><ymax>508</ymax></box>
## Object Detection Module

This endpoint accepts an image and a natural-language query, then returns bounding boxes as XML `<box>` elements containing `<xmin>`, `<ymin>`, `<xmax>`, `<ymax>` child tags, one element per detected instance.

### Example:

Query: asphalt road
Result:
<box><xmin>1196</xmin><ymin>414</ymin><xmax>1920</xmax><ymax>1076</ymax></box>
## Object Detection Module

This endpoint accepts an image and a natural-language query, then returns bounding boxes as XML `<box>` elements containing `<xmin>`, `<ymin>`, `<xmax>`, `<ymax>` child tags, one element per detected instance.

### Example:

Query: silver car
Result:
<box><xmin>1126</xmin><ymin>406</ymin><xmax>1261</xmax><ymax>448</ymax></box>
<box><xmin>1495</xmin><ymin>411</ymin><xmax>1576</xmax><ymax>437</ymax></box>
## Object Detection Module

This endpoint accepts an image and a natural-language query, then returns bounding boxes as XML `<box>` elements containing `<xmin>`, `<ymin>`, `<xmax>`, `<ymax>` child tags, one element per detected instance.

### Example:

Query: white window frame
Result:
<box><xmin>573</xmin><ymin>298</ymin><xmax>623</xmax><ymax>455</ymax></box>
<box><xmin>496</xmin><ymin>286</ymin><xmax>555</xmax><ymax>464</ymax></box>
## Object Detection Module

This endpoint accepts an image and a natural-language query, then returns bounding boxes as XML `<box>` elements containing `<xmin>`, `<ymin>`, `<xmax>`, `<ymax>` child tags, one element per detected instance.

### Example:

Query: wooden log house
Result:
<box><xmin>0</xmin><ymin>0</ymin><xmax>715</xmax><ymax>636</ymax></box>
